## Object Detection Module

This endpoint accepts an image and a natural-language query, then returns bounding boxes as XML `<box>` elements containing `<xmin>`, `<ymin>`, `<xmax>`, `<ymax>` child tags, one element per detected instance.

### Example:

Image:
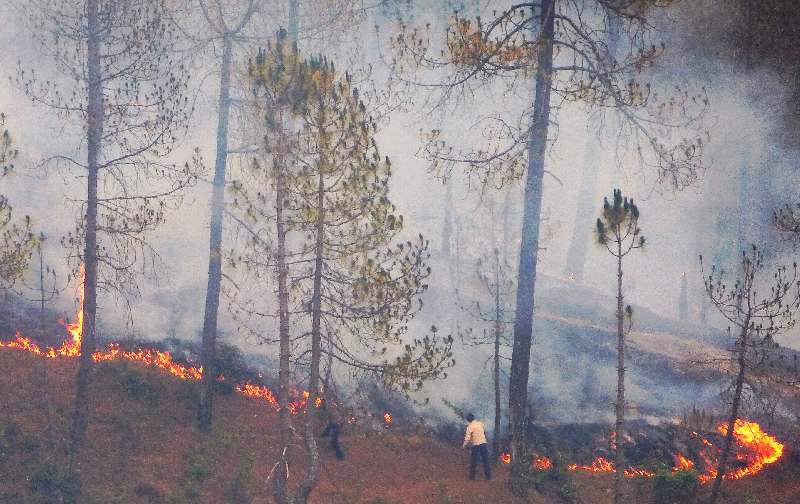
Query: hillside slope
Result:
<box><xmin>1</xmin><ymin>350</ymin><xmax>798</xmax><ymax>504</ymax></box>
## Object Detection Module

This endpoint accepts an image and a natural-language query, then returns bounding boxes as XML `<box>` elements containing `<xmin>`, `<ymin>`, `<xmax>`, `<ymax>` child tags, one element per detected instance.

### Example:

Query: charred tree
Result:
<box><xmin>596</xmin><ymin>189</ymin><xmax>644</xmax><ymax>504</ymax></box>
<box><xmin>701</xmin><ymin>246</ymin><xmax>800</xmax><ymax>504</ymax></box>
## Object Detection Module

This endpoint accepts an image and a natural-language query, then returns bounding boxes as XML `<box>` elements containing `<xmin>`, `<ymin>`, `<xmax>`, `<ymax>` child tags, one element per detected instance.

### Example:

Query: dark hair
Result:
<box><xmin>466</xmin><ymin>413</ymin><xmax>475</xmax><ymax>422</ymax></box>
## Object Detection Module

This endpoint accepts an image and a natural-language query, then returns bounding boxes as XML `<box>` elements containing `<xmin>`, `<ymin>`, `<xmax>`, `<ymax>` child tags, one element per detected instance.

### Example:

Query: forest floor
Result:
<box><xmin>0</xmin><ymin>350</ymin><xmax>798</xmax><ymax>504</ymax></box>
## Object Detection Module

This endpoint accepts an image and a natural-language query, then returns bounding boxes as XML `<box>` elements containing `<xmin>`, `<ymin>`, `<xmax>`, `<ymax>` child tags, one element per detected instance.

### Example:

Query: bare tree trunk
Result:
<box><xmin>564</xmin><ymin>118</ymin><xmax>601</xmax><ymax>282</ymax></box>
<box><xmin>709</xmin><ymin>320</ymin><xmax>750</xmax><ymax>504</ymax></box>
<box><xmin>493</xmin><ymin>250</ymin><xmax>502</xmax><ymax>460</ymax></box>
<box><xmin>273</xmin><ymin>122</ymin><xmax>293</xmax><ymax>504</ymax></box>
<box><xmin>501</xmin><ymin>187</ymin><xmax>513</xmax><ymax>262</ymax></box>
<box><xmin>613</xmin><ymin>241</ymin><xmax>625</xmax><ymax>504</ymax></box>
<box><xmin>69</xmin><ymin>0</ymin><xmax>101</xmax><ymax>476</ymax></box>
<box><xmin>679</xmin><ymin>272</ymin><xmax>688</xmax><ymax>320</ymax></box>
<box><xmin>199</xmin><ymin>34</ymin><xmax>233</xmax><ymax>431</ymax></box>
<box><xmin>563</xmin><ymin>13</ymin><xmax>618</xmax><ymax>283</ymax></box>
<box><xmin>295</xmin><ymin>162</ymin><xmax>325</xmax><ymax>504</ymax></box>
<box><xmin>442</xmin><ymin>178</ymin><xmax>452</xmax><ymax>257</ymax></box>
<box><xmin>508</xmin><ymin>0</ymin><xmax>554</xmax><ymax>496</ymax></box>
<box><xmin>288</xmin><ymin>0</ymin><xmax>300</xmax><ymax>44</ymax></box>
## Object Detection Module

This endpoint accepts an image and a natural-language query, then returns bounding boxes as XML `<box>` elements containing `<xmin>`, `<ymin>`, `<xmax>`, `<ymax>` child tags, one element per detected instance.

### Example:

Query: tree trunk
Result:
<box><xmin>199</xmin><ymin>34</ymin><xmax>233</xmax><ymax>431</ymax></box>
<box><xmin>563</xmin><ymin>13</ymin><xmax>618</xmax><ymax>283</ymax></box>
<box><xmin>442</xmin><ymin>178</ymin><xmax>453</xmax><ymax>257</ymax></box>
<box><xmin>273</xmin><ymin>117</ymin><xmax>293</xmax><ymax>504</ymax></box>
<box><xmin>709</xmin><ymin>320</ymin><xmax>750</xmax><ymax>504</ymax></box>
<box><xmin>508</xmin><ymin>0</ymin><xmax>554</xmax><ymax>496</ymax></box>
<box><xmin>501</xmin><ymin>187</ymin><xmax>514</xmax><ymax>262</ymax></box>
<box><xmin>563</xmin><ymin>117</ymin><xmax>601</xmax><ymax>283</ymax></box>
<box><xmin>69</xmin><ymin>0</ymin><xmax>102</xmax><ymax>474</ymax></box>
<box><xmin>294</xmin><ymin>154</ymin><xmax>325</xmax><ymax>504</ymax></box>
<box><xmin>613</xmin><ymin>240</ymin><xmax>625</xmax><ymax>504</ymax></box>
<box><xmin>493</xmin><ymin>251</ymin><xmax>502</xmax><ymax>460</ymax></box>
<box><xmin>679</xmin><ymin>272</ymin><xmax>688</xmax><ymax>320</ymax></box>
<box><xmin>288</xmin><ymin>0</ymin><xmax>300</xmax><ymax>44</ymax></box>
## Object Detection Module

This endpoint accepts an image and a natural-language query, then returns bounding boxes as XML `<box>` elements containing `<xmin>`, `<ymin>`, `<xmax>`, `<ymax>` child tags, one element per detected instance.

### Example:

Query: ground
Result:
<box><xmin>0</xmin><ymin>350</ymin><xmax>797</xmax><ymax>504</ymax></box>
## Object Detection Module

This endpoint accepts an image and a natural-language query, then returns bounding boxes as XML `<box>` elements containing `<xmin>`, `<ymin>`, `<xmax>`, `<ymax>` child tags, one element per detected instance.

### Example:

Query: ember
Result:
<box><xmin>383</xmin><ymin>412</ymin><xmax>392</xmax><ymax>425</ymax></box>
<box><xmin>500</xmin><ymin>452</ymin><xmax>511</xmax><ymax>464</ymax></box>
<box><xmin>533</xmin><ymin>456</ymin><xmax>552</xmax><ymax>471</ymax></box>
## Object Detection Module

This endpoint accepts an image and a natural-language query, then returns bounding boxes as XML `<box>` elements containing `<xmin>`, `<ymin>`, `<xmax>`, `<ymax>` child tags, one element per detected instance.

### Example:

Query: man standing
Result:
<box><xmin>462</xmin><ymin>413</ymin><xmax>491</xmax><ymax>480</ymax></box>
<box><xmin>321</xmin><ymin>407</ymin><xmax>345</xmax><ymax>460</ymax></box>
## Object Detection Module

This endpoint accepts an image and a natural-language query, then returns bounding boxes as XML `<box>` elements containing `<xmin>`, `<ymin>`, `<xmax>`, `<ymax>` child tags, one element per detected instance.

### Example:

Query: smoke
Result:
<box><xmin>1</xmin><ymin>0</ymin><xmax>799</xmax><ymax>432</ymax></box>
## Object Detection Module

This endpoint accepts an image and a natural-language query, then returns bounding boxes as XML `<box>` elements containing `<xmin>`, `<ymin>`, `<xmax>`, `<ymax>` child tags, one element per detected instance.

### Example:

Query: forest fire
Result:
<box><xmin>0</xmin><ymin>265</ymin><xmax>313</xmax><ymax>414</ymax></box>
<box><xmin>0</xmin><ymin>269</ymin><xmax>787</xmax><ymax>485</ymax></box>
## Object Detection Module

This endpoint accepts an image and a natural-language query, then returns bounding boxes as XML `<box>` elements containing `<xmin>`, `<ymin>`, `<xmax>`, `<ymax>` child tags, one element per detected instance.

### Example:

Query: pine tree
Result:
<box><xmin>391</xmin><ymin>2</ymin><xmax>707</xmax><ymax>494</ymax></box>
<box><xmin>596</xmin><ymin>188</ymin><xmax>644</xmax><ymax>504</ymax></box>
<box><xmin>230</xmin><ymin>34</ymin><xmax>454</xmax><ymax>504</ymax></box>
<box><xmin>17</xmin><ymin>0</ymin><xmax>195</xmax><ymax>485</ymax></box>
<box><xmin>0</xmin><ymin>114</ymin><xmax>36</xmax><ymax>290</ymax></box>
<box><xmin>701</xmin><ymin>246</ymin><xmax>800</xmax><ymax>504</ymax></box>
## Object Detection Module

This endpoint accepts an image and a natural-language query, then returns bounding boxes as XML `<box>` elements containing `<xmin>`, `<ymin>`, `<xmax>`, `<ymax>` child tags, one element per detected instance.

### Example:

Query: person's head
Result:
<box><xmin>466</xmin><ymin>413</ymin><xmax>475</xmax><ymax>423</ymax></box>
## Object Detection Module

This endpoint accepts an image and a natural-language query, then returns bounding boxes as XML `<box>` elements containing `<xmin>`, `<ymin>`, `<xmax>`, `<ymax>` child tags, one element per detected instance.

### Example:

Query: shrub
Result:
<box><xmin>652</xmin><ymin>468</ymin><xmax>699</xmax><ymax>504</ymax></box>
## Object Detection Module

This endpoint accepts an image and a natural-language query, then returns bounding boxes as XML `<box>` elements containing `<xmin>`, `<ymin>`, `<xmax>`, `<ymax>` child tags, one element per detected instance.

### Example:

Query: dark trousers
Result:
<box><xmin>469</xmin><ymin>443</ymin><xmax>491</xmax><ymax>480</ymax></box>
<box><xmin>321</xmin><ymin>422</ymin><xmax>344</xmax><ymax>460</ymax></box>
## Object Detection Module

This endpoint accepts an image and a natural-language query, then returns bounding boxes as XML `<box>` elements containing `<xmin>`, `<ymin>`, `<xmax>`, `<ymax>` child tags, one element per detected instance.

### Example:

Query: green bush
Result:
<box><xmin>652</xmin><ymin>468</ymin><xmax>699</xmax><ymax>504</ymax></box>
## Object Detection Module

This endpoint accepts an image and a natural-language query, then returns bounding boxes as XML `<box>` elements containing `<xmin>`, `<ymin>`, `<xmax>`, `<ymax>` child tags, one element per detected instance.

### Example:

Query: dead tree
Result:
<box><xmin>701</xmin><ymin>245</ymin><xmax>800</xmax><ymax>504</ymax></box>
<box><xmin>596</xmin><ymin>188</ymin><xmax>644</xmax><ymax>504</ymax></box>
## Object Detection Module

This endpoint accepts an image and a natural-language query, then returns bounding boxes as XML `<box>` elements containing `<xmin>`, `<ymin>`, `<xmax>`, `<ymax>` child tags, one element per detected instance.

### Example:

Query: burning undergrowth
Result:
<box><xmin>496</xmin><ymin>418</ymin><xmax>786</xmax><ymax>484</ymax></box>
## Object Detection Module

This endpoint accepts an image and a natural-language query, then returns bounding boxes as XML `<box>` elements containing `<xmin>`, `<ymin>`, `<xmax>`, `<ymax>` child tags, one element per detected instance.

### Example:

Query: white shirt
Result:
<box><xmin>462</xmin><ymin>420</ymin><xmax>488</xmax><ymax>448</ymax></box>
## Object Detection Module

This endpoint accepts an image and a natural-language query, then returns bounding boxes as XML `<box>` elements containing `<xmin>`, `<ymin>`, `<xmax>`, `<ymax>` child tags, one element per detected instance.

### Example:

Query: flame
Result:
<box><xmin>533</xmin><ymin>456</ymin><xmax>552</xmax><ymax>471</ymax></box>
<box><xmin>568</xmin><ymin>456</ymin><xmax>615</xmax><ymax>473</ymax></box>
<box><xmin>0</xmin><ymin>268</ymin><xmax>788</xmax><ymax>484</ymax></box>
<box><xmin>0</xmin><ymin>264</ymin><xmax>317</xmax><ymax>414</ymax></box>
<box><xmin>704</xmin><ymin>419</ymin><xmax>785</xmax><ymax>482</ymax></box>
<box><xmin>674</xmin><ymin>453</ymin><xmax>695</xmax><ymax>471</ymax></box>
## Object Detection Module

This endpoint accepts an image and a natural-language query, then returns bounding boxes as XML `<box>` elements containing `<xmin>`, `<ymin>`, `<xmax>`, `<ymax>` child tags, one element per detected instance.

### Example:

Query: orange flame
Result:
<box><xmin>0</xmin><ymin>268</ymin><xmax>788</xmax><ymax>483</ymax></box>
<box><xmin>533</xmin><ymin>456</ymin><xmax>553</xmax><ymax>471</ymax></box>
<box><xmin>673</xmin><ymin>453</ymin><xmax>695</xmax><ymax>471</ymax></box>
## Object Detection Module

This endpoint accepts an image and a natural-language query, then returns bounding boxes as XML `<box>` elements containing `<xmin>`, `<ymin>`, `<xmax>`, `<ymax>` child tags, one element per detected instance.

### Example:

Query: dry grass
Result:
<box><xmin>0</xmin><ymin>350</ymin><xmax>797</xmax><ymax>504</ymax></box>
